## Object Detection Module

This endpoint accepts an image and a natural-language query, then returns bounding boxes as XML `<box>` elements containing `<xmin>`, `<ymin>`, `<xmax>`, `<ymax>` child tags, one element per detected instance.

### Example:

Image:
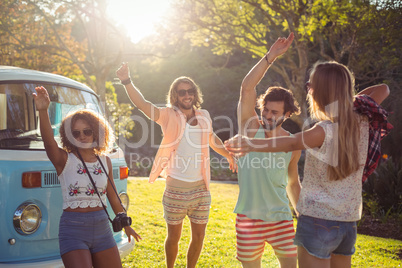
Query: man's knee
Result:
<box><xmin>190</xmin><ymin>222</ymin><xmax>207</xmax><ymax>242</ymax></box>
<box><xmin>166</xmin><ymin>223</ymin><xmax>183</xmax><ymax>244</ymax></box>
<box><xmin>239</xmin><ymin>258</ymin><xmax>261</xmax><ymax>268</ymax></box>
<box><xmin>191</xmin><ymin>231</ymin><xmax>205</xmax><ymax>244</ymax></box>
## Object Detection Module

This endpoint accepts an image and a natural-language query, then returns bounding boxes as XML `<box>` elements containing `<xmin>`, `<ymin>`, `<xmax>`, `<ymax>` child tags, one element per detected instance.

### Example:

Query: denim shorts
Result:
<box><xmin>294</xmin><ymin>215</ymin><xmax>357</xmax><ymax>259</ymax></box>
<box><xmin>59</xmin><ymin>210</ymin><xmax>116</xmax><ymax>256</ymax></box>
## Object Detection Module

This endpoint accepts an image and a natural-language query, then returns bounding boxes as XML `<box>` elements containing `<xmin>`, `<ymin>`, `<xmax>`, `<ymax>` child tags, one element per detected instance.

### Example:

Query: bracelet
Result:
<box><xmin>265</xmin><ymin>54</ymin><xmax>274</xmax><ymax>65</ymax></box>
<box><xmin>120</xmin><ymin>78</ymin><xmax>132</xmax><ymax>85</ymax></box>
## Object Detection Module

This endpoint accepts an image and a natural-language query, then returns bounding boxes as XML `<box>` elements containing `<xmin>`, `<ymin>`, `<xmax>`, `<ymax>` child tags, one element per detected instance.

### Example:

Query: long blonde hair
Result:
<box><xmin>166</xmin><ymin>76</ymin><xmax>203</xmax><ymax>109</ymax></box>
<box><xmin>308</xmin><ymin>61</ymin><xmax>360</xmax><ymax>181</ymax></box>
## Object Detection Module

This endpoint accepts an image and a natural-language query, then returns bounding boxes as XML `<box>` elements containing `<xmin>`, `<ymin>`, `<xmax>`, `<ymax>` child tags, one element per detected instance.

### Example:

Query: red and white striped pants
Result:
<box><xmin>236</xmin><ymin>214</ymin><xmax>297</xmax><ymax>262</ymax></box>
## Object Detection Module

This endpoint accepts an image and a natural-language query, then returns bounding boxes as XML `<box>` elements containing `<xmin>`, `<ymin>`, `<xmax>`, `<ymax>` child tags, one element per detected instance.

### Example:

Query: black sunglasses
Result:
<box><xmin>177</xmin><ymin>88</ymin><xmax>196</xmax><ymax>97</ymax></box>
<box><xmin>72</xmin><ymin>129</ymin><xmax>93</xmax><ymax>138</ymax></box>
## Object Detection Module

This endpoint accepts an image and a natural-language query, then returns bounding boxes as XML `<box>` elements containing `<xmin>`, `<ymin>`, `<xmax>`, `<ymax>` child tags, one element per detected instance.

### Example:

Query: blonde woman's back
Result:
<box><xmin>297</xmin><ymin>115</ymin><xmax>369</xmax><ymax>222</ymax></box>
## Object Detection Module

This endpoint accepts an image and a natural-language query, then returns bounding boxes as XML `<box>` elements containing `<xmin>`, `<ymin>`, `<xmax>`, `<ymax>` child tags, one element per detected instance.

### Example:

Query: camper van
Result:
<box><xmin>0</xmin><ymin>66</ymin><xmax>133</xmax><ymax>267</ymax></box>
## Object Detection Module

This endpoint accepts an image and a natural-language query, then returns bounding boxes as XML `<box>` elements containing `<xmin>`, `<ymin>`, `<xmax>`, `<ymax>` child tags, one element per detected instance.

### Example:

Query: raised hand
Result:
<box><xmin>116</xmin><ymin>62</ymin><xmax>130</xmax><ymax>81</ymax></box>
<box><xmin>266</xmin><ymin>32</ymin><xmax>294</xmax><ymax>61</ymax></box>
<box><xmin>33</xmin><ymin>86</ymin><xmax>50</xmax><ymax>111</ymax></box>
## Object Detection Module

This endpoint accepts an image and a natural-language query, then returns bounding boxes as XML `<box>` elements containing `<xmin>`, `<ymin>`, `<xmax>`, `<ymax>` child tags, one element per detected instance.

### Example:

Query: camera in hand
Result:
<box><xmin>112</xmin><ymin>212</ymin><xmax>132</xmax><ymax>232</ymax></box>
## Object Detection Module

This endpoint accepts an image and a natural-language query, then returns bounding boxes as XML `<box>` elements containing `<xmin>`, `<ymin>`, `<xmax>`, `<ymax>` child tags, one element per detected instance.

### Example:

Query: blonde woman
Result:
<box><xmin>225</xmin><ymin>61</ymin><xmax>392</xmax><ymax>268</ymax></box>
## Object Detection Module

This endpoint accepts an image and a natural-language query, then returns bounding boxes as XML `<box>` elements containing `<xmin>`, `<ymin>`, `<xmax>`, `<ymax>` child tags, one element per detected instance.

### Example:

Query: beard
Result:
<box><xmin>177</xmin><ymin>99</ymin><xmax>194</xmax><ymax>110</ymax></box>
<box><xmin>261</xmin><ymin>117</ymin><xmax>285</xmax><ymax>131</ymax></box>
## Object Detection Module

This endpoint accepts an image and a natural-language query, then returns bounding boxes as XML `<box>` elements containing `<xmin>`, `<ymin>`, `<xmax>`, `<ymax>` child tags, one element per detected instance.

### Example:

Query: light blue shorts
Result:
<box><xmin>58</xmin><ymin>210</ymin><xmax>116</xmax><ymax>256</ymax></box>
<box><xmin>294</xmin><ymin>215</ymin><xmax>357</xmax><ymax>259</ymax></box>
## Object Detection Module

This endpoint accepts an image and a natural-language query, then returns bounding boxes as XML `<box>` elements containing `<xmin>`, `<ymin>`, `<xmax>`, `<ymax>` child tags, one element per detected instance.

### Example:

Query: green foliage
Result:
<box><xmin>122</xmin><ymin>178</ymin><xmax>402</xmax><ymax>267</ymax></box>
<box><xmin>71</xmin><ymin>74</ymin><xmax>134</xmax><ymax>140</ymax></box>
<box><xmin>161</xmin><ymin>0</ymin><xmax>402</xmax><ymax>125</ymax></box>
<box><xmin>353</xmin><ymin>234</ymin><xmax>402</xmax><ymax>268</ymax></box>
<box><xmin>127</xmin><ymin>43</ymin><xmax>253</xmax><ymax>137</ymax></box>
<box><xmin>363</xmin><ymin>157</ymin><xmax>402</xmax><ymax>216</ymax></box>
<box><xmin>0</xmin><ymin>0</ymin><xmax>84</xmax><ymax>74</ymax></box>
<box><xmin>0</xmin><ymin>0</ymin><xmax>131</xmax><ymax>101</ymax></box>
<box><xmin>380</xmin><ymin>83</ymin><xmax>402</xmax><ymax>160</ymax></box>
<box><xmin>107</xmin><ymin>81</ymin><xmax>134</xmax><ymax>139</ymax></box>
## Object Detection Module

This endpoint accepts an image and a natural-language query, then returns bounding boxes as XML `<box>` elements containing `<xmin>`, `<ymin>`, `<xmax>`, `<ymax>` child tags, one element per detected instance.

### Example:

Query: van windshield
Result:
<box><xmin>0</xmin><ymin>83</ymin><xmax>101</xmax><ymax>150</ymax></box>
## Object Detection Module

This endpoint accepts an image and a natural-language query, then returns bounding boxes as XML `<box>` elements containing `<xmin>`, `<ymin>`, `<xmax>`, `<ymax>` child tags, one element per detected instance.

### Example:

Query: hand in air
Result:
<box><xmin>116</xmin><ymin>62</ymin><xmax>130</xmax><ymax>81</ymax></box>
<box><xmin>268</xmin><ymin>32</ymin><xmax>294</xmax><ymax>59</ymax></box>
<box><xmin>33</xmin><ymin>86</ymin><xmax>50</xmax><ymax>111</ymax></box>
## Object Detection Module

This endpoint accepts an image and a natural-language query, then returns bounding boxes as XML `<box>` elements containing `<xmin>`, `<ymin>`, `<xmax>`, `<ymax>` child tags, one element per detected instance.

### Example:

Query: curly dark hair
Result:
<box><xmin>257</xmin><ymin>86</ymin><xmax>301</xmax><ymax>116</ymax></box>
<box><xmin>59</xmin><ymin>109</ymin><xmax>115</xmax><ymax>155</ymax></box>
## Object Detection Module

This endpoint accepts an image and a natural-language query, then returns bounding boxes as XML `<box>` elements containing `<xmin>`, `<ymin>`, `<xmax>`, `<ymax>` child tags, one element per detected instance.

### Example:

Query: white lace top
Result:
<box><xmin>59</xmin><ymin>153</ymin><xmax>108</xmax><ymax>209</ymax></box>
<box><xmin>297</xmin><ymin>118</ymin><xmax>369</xmax><ymax>222</ymax></box>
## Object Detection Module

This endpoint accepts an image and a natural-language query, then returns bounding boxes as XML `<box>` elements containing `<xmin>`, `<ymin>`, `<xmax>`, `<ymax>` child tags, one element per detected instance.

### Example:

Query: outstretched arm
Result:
<box><xmin>116</xmin><ymin>62</ymin><xmax>160</xmax><ymax>121</ymax></box>
<box><xmin>209</xmin><ymin>132</ymin><xmax>237</xmax><ymax>173</ymax></box>
<box><xmin>357</xmin><ymin>84</ymin><xmax>390</xmax><ymax>105</ymax></box>
<box><xmin>33</xmin><ymin>86</ymin><xmax>67</xmax><ymax>174</ymax></box>
<box><xmin>105</xmin><ymin>157</ymin><xmax>142</xmax><ymax>243</ymax></box>
<box><xmin>225</xmin><ymin>123</ymin><xmax>325</xmax><ymax>157</ymax></box>
<box><xmin>238</xmin><ymin>32</ymin><xmax>295</xmax><ymax>136</ymax></box>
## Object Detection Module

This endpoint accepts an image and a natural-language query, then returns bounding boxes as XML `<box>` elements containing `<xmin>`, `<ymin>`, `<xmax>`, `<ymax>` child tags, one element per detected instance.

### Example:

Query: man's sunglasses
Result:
<box><xmin>177</xmin><ymin>88</ymin><xmax>196</xmax><ymax>97</ymax></box>
<box><xmin>72</xmin><ymin>129</ymin><xmax>93</xmax><ymax>138</ymax></box>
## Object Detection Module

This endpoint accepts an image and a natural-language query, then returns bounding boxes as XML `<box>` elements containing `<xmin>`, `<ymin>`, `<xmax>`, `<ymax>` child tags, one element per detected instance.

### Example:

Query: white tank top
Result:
<box><xmin>167</xmin><ymin>123</ymin><xmax>203</xmax><ymax>182</ymax></box>
<box><xmin>58</xmin><ymin>153</ymin><xmax>108</xmax><ymax>209</ymax></box>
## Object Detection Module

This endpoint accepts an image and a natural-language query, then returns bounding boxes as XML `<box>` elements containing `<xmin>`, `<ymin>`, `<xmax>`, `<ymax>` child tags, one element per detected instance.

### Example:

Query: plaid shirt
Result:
<box><xmin>354</xmin><ymin>94</ymin><xmax>393</xmax><ymax>183</ymax></box>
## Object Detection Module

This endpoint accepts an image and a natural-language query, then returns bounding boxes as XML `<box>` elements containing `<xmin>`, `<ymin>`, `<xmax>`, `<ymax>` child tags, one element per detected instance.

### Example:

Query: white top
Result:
<box><xmin>59</xmin><ymin>153</ymin><xmax>108</xmax><ymax>209</ymax></box>
<box><xmin>297</xmin><ymin>118</ymin><xmax>369</xmax><ymax>222</ymax></box>
<box><xmin>166</xmin><ymin>123</ymin><xmax>203</xmax><ymax>182</ymax></box>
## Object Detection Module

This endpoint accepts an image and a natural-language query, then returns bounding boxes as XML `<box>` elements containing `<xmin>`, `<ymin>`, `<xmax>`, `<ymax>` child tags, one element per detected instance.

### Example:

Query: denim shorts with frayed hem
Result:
<box><xmin>59</xmin><ymin>210</ymin><xmax>116</xmax><ymax>256</ymax></box>
<box><xmin>293</xmin><ymin>215</ymin><xmax>357</xmax><ymax>259</ymax></box>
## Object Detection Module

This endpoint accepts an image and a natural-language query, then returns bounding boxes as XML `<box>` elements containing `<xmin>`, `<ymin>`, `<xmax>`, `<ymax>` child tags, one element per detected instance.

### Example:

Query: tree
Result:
<box><xmin>0</xmin><ymin>0</ymin><xmax>136</xmax><ymax>140</ymax></box>
<box><xmin>0</xmin><ymin>0</ymin><xmax>85</xmax><ymax>75</ymax></box>
<box><xmin>163</xmin><ymin>0</ymin><xmax>401</xmax><ymax>125</ymax></box>
<box><xmin>0</xmin><ymin>0</ymin><xmax>128</xmax><ymax>101</ymax></box>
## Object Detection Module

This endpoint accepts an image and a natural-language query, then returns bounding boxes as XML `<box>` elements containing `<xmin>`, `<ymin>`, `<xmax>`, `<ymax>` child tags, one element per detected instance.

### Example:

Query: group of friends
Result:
<box><xmin>33</xmin><ymin>32</ymin><xmax>392</xmax><ymax>268</ymax></box>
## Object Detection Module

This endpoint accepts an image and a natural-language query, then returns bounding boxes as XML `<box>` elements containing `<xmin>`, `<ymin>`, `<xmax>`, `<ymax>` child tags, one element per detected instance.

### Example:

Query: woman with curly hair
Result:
<box><xmin>33</xmin><ymin>86</ymin><xmax>141</xmax><ymax>268</ymax></box>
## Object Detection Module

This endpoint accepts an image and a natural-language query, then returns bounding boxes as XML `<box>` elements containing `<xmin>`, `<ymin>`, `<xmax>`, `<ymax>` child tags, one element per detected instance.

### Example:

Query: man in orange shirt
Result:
<box><xmin>116</xmin><ymin>63</ymin><xmax>236</xmax><ymax>268</ymax></box>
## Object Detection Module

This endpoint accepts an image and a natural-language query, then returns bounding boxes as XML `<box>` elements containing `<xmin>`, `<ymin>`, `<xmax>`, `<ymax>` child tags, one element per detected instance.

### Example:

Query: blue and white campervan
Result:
<box><xmin>0</xmin><ymin>66</ymin><xmax>133</xmax><ymax>267</ymax></box>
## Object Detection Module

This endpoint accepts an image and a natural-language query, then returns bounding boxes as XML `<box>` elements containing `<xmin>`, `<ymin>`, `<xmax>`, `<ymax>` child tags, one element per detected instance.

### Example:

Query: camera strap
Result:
<box><xmin>95</xmin><ymin>155</ymin><xmax>127</xmax><ymax>213</ymax></box>
<box><xmin>76</xmin><ymin>150</ymin><xmax>113</xmax><ymax>224</ymax></box>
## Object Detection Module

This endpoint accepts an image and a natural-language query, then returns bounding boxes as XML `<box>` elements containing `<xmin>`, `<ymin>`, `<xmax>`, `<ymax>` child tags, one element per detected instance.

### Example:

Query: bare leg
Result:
<box><xmin>61</xmin><ymin>249</ymin><xmax>92</xmax><ymax>268</ymax></box>
<box><xmin>277</xmin><ymin>256</ymin><xmax>297</xmax><ymax>268</ymax></box>
<box><xmin>297</xmin><ymin>246</ymin><xmax>330</xmax><ymax>268</ymax></box>
<box><xmin>187</xmin><ymin>222</ymin><xmax>207</xmax><ymax>268</ymax></box>
<box><xmin>165</xmin><ymin>222</ymin><xmax>183</xmax><ymax>268</ymax></box>
<box><xmin>330</xmin><ymin>253</ymin><xmax>351</xmax><ymax>268</ymax></box>
<box><xmin>240</xmin><ymin>258</ymin><xmax>262</xmax><ymax>268</ymax></box>
<box><xmin>92</xmin><ymin>245</ymin><xmax>122</xmax><ymax>268</ymax></box>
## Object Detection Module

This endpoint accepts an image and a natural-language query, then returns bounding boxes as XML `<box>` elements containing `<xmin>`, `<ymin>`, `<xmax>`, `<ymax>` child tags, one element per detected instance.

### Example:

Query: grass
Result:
<box><xmin>122</xmin><ymin>178</ymin><xmax>402</xmax><ymax>267</ymax></box>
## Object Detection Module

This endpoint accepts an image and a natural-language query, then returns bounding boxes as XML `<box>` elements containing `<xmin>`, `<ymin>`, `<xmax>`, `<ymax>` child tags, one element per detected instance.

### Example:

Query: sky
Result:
<box><xmin>106</xmin><ymin>0</ymin><xmax>172</xmax><ymax>43</ymax></box>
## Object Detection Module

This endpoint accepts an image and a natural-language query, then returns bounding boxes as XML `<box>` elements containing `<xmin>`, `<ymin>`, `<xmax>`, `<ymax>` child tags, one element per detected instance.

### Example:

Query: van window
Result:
<box><xmin>0</xmin><ymin>82</ymin><xmax>101</xmax><ymax>150</ymax></box>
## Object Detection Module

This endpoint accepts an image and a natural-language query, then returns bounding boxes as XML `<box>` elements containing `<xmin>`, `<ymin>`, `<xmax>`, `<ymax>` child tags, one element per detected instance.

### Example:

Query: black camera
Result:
<box><xmin>112</xmin><ymin>212</ymin><xmax>132</xmax><ymax>232</ymax></box>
